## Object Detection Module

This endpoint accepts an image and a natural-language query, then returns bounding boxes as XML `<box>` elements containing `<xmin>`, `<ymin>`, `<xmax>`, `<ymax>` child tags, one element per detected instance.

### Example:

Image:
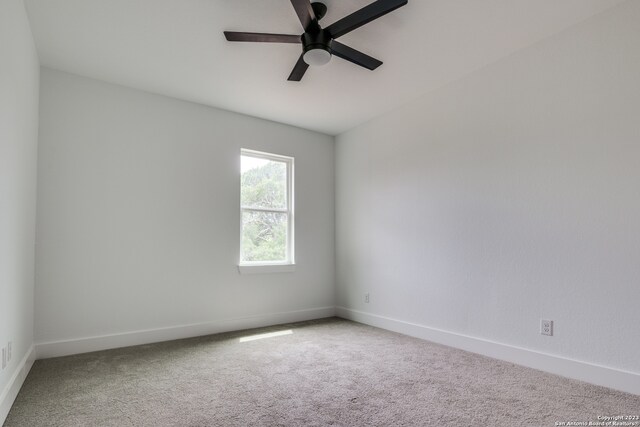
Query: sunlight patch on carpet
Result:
<box><xmin>239</xmin><ymin>329</ymin><xmax>293</xmax><ymax>342</ymax></box>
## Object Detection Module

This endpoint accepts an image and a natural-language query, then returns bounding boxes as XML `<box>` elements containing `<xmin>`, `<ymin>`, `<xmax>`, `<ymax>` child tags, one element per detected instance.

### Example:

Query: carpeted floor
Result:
<box><xmin>5</xmin><ymin>317</ymin><xmax>639</xmax><ymax>426</ymax></box>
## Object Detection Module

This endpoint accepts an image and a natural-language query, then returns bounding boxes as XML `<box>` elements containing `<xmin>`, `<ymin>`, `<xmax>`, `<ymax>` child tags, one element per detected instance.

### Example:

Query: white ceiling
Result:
<box><xmin>25</xmin><ymin>0</ymin><xmax>626</xmax><ymax>135</ymax></box>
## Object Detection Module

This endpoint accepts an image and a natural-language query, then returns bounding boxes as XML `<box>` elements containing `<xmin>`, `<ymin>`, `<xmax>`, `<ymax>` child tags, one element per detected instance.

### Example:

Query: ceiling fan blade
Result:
<box><xmin>288</xmin><ymin>54</ymin><xmax>309</xmax><ymax>81</ymax></box>
<box><xmin>224</xmin><ymin>32</ymin><xmax>301</xmax><ymax>43</ymax></box>
<box><xmin>290</xmin><ymin>0</ymin><xmax>319</xmax><ymax>32</ymax></box>
<box><xmin>331</xmin><ymin>41</ymin><xmax>382</xmax><ymax>70</ymax></box>
<box><xmin>325</xmin><ymin>0</ymin><xmax>407</xmax><ymax>39</ymax></box>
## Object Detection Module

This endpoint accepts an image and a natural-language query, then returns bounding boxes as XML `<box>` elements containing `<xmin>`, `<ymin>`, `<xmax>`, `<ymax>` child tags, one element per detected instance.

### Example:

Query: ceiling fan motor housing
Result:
<box><xmin>301</xmin><ymin>29</ymin><xmax>333</xmax><ymax>66</ymax></box>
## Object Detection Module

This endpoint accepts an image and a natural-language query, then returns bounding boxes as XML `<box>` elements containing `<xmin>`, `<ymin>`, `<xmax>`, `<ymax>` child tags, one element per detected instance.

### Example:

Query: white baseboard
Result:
<box><xmin>336</xmin><ymin>306</ymin><xmax>640</xmax><ymax>396</ymax></box>
<box><xmin>36</xmin><ymin>306</ymin><xmax>336</xmax><ymax>359</ymax></box>
<box><xmin>0</xmin><ymin>344</ymin><xmax>36</xmax><ymax>425</ymax></box>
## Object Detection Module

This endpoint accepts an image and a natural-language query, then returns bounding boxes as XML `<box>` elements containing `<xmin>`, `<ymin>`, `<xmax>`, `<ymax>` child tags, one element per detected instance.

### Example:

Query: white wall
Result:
<box><xmin>35</xmin><ymin>69</ymin><xmax>334</xmax><ymax>352</ymax></box>
<box><xmin>0</xmin><ymin>0</ymin><xmax>39</xmax><ymax>420</ymax></box>
<box><xmin>336</xmin><ymin>0</ymin><xmax>640</xmax><ymax>380</ymax></box>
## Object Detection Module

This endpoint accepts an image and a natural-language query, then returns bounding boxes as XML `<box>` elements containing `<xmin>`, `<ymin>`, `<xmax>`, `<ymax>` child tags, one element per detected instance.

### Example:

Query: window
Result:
<box><xmin>240</xmin><ymin>149</ymin><xmax>294</xmax><ymax>270</ymax></box>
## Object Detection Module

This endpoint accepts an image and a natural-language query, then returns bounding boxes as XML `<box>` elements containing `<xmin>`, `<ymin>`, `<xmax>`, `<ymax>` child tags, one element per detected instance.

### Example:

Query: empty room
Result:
<box><xmin>2</xmin><ymin>0</ymin><xmax>639</xmax><ymax>425</ymax></box>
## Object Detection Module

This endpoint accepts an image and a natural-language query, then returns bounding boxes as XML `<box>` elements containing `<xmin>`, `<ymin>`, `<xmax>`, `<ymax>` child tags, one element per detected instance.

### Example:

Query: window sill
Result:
<box><xmin>238</xmin><ymin>264</ymin><xmax>296</xmax><ymax>275</ymax></box>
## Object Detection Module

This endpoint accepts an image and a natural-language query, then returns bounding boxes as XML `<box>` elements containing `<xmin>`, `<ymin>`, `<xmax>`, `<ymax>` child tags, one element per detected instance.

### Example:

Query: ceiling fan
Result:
<box><xmin>224</xmin><ymin>0</ymin><xmax>408</xmax><ymax>81</ymax></box>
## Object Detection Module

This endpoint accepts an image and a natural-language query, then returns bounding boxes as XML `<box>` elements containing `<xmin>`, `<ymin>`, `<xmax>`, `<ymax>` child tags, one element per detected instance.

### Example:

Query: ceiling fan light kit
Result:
<box><xmin>224</xmin><ymin>0</ymin><xmax>408</xmax><ymax>81</ymax></box>
<box><xmin>302</xmin><ymin>30</ymin><xmax>332</xmax><ymax>66</ymax></box>
<box><xmin>303</xmin><ymin>48</ymin><xmax>331</xmax><ymax>66</ymax></box>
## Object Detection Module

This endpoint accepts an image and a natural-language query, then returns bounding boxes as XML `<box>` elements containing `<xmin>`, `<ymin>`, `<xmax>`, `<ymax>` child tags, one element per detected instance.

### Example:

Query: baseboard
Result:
<box><xmin>336</xmin><ymin>306</ymin><xmax>640</xmax><ymax>396</ymax></box>
<box><xmin>0</xmin><ymin>344</ymin><xmax>36</xmax><ymax>425</ymax></box>
<box><xmin>36</xmin><ymin>306</ymin><xmax>336</xmax><ymax>359</ymax></box>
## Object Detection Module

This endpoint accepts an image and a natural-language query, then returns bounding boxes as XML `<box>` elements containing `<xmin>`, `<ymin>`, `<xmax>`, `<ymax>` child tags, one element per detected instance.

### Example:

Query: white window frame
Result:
<box><xmin>239</xmin><ymin>149</ymin><xmax>295</xmax><ymax>274</ymax></box>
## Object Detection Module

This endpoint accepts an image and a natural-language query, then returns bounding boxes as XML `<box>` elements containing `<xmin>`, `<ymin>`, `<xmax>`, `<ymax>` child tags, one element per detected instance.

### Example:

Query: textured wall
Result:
<box><xmin>0</xmin><ymin>0</ymin><xmax>39</xmax><ymax>405</ymax></box>
<box><xmin>35</xmin><ymin>69</ymin><xmax>334</xmax><ymax>344</ymax></box>
<box><xmin>336</xmin><ymin>1</ymin><xmax>640</xmax><ymax>373</ymax></box>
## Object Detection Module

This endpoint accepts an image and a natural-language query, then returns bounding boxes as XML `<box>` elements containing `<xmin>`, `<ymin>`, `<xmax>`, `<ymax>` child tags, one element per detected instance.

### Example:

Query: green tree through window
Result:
<box><xmin>240</xmin><ymin>151</ymin><xmax>293</xmax><ymax>264</ymax></box>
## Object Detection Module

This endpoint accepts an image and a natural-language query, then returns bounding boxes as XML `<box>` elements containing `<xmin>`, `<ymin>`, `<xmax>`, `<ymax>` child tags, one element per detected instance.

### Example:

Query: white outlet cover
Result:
<box><xmin>1</xmin><ymin>347</ymin><xmax>6</xmax><ymax>369</ymax></box>
<box><xmin>541</xmin><ymin>319</ymin><xmax>553</xmax><ymax>336</ymax></box>
<box><xmin>7</xmin><ymin>341</ymin><xmax>12</xmax><ymax>361</ymax></box>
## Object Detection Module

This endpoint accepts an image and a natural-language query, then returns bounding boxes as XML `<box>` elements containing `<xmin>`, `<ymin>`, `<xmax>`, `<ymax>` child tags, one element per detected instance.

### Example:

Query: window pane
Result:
<box><xmin>241</xmin><ymin>156</ymin><xmax>287</xmax><ymax>209</ymax></box>
<box><xmin>241</xmin><ymin>210</ymin><xmax>287</xmax><ymax>262</ymax></box>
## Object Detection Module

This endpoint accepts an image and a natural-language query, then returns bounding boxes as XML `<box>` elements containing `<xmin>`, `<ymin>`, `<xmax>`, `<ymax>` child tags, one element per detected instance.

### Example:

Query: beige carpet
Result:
<box><xmin>5</xmin><ymin>318</ymin><xmax>639</xmax><ymax>426</ymax></box>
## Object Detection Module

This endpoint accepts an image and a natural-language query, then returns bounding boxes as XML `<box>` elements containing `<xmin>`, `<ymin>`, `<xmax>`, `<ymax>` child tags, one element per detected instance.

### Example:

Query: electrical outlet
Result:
<box><xmin>541</xmin><ymin>319</ymin><xmax>553</xmax><ymax>336</ymax></box>
<box><xmin>1</xmin><ymin>347</ymin><xmax>6</xmax><ymax>370</ymax></box>
<box><xmin>364</xmin><ymin>293</ymin><xmax>370</xmax><ymax>303</ymax></box>
<box><xmin>8</xmin><ymin>341</ymin><xmax>12</xmax><ymax>361</ymax></box>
